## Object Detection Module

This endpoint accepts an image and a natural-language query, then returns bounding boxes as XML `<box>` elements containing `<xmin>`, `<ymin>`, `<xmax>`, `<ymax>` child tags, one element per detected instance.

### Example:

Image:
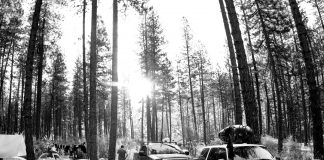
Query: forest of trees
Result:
<box><xmin>1</xmin><ymin>0</ymin><xmax>324</xmax><ymax>159</ymax></box>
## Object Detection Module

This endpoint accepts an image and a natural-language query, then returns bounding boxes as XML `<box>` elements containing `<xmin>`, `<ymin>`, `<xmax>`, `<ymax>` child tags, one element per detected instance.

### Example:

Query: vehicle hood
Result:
<box><xmin>148</xmin><ymin>154</ymin><xmax>191</xmax><ymax>160</ymax></box>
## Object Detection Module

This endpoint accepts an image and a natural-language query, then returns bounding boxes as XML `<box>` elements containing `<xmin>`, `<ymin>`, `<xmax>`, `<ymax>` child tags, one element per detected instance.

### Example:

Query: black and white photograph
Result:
<box><xmin>0</xmin><ymin>0</ymin><xmax>324</xmax><ymax>160</ymax></box>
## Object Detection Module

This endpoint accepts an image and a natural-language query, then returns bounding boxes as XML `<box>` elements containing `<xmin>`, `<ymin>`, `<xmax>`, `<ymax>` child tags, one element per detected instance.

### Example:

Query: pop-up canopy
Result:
<box><xmin>0</xmin><ymin>135</ymin><xmax>26</xmax><ymax>158</ymax></box>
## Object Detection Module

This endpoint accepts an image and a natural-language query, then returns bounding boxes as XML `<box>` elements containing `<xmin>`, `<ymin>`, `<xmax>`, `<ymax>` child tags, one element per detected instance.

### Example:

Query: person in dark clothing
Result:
<box><xmin>117</xmin><ymin>145</ymin><xmax>128</xmax><ymax>160</ymax></box>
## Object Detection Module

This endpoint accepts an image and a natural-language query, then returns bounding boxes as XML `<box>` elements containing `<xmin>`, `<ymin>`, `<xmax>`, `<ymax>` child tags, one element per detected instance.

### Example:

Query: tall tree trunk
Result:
<box><xmin>183</xmin><ymin>24</ymin><xmax>198</xmax><ymax>139</ymax></box>
<box><xmin>224</xmin><ymin>0</ymin><xmax>259</xmax><ymax>139</ymax></box>
<box><xmin>160</xmin><ymin>97</ymin><xmax>164</xmax><ymax>142</ymax></box>
<box><xmin>141</xmin><ymin>98</ymin><xmax>144</xmax><ymax>142</ymax></box>
<box><xmin>151</xmin><ymin>85</ymin><xmax>157</xmax><ymax>142</ymax></box>
<box><xmin>129</xmin><ymin>103</ymin><xmax>134</xmax><ymax>139</ymax></box>
<box><xmin>36</xmin><ymin>16</ymin><xmax>45</xmax><ymax>140</ymax></box>
<box><xmin>177</xmin><ymin>71</ymin><xmax>185</xmax><ymax>145</ymax></box>
<box><xmin>14</xmin><ymin>69</ymin><xmax>21</xmax><ymax>133</ymax></box>
<box><xmin>89</xmin><ymin>0</ymin><xmax>98</xmax><ymax>159</ymax></box>
<box><xmin>264</xmin><ymin>83</ymin><xmax>271</xmax><ymax>135</ymax></box>
<box><xmin>6</xmin><ymin>43</ymin><xmax>14</xmax><ymax>134</ymax></box>
<box><xmin>255</xmin><ymin>0</ymin><xmax>283</xmax><ymax>151</ymax></box>
<box><xmin>212</xmin><ymin>97</ymin><xmax>217</xmax><ymax>134</ymax></box>
<box><xmin>241</xmin><ymin>0</ymin><xmax>262</xmax><ymax>134</ymax></box>
<box><xmin>199</xmin><ymin>56</ymin><xmax>207</xmax><ymax>145</ymax></box>
<box><xmin>218</xmin><ymin>0</ymin><xmax>242</xmax><ymax>125</ymax></box>
<box><xmin>289</xmin><ymin>0</ymin><xmax>324</xmax><ymax>158</ymax></box>
<box><xmin>24</xmin><ymin>0</ymin><xmax>43</xmax><ymax>159</ymax></box>
<box><xmin>108</xmin><ymin>0</ymin><xmax>118</xmax><ymax>159</ymax></box>
<box><xmin>168</xmin><ymin>96</ymin><xmax>172</xmax><ymax>142</ymax></box>
<box><xmin>146</xmin><ymin>96</ymin><xmax>151</xmax><ymax>142</ymax></box>
<box><xmin>298</xmin><ymin>62</ymin><xmax>308</xmax><ymax>145</ymax></box>
<box><xmin>20</xmin><ymin>67</ymin><xmax>25</xmax><ymax>133</ymax></box>
<box><xmin>82</xmin><ymin>0</ymin><xmax>89</xmax><ymax>141</ymax></box>
<box><xmin>122</xmin><ymin>92</ymin><xmax>127</xmax><ymax>137</ymax></box>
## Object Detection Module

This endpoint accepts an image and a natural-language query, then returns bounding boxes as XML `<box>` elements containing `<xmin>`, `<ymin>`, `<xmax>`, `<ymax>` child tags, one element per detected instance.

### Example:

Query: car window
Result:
<box><xmin>198</xmin><ymin>148</ymin><xmax>210</xmax><ymax>160</ymax></box>
<box><xmin>233</xmin><ymin>146</ymin><xmax>274</xmax><ymax>160</ymax></box>
<box><xmin>207</xmin><ymin>148</ymin><xmax>227</xmax><ymax>160</ymax></box>
<box><xmin>148</xmin><ymin>143</ymin><xmax>181</xmax><ymax>154</ymax></box>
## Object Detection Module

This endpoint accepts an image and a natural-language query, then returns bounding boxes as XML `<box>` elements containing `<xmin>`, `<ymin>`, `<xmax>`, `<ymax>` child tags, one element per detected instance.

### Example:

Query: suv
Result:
<box><xmin>196</xmin><ymin>144</ymin><xmax>277</xmax><ymax>160</ymax></box>
<box><xmin>134</xmin><ymin>143</ymin><xmax>192</xmax><ymax>160</ymax></box>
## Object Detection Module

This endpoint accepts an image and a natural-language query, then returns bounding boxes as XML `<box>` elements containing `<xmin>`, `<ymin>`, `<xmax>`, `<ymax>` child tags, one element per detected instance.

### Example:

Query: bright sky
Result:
<box><xmin>58</xmin><ymin>0</ymin><xmax>227</xmax><ymax>104</ymax></box>
<box><xmin>58</xmin><ymin>0</ymin><xmax>317</xmax><ymax>105</ymax></box>
<box><xmin>60</xmin><ymin>0</ymin><xmax>226</xmax><ymax>79</ymax></box>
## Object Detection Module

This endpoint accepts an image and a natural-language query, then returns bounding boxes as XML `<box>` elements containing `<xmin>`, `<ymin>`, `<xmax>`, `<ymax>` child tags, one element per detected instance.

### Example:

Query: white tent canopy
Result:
<box><xmin>0</xmin><ymin>135</ymin><xmax>26</xmax><ymax>158</ymax></box>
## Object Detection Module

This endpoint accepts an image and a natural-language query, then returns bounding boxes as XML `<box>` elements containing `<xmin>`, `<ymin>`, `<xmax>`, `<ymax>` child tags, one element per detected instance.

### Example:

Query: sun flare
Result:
<box><xmin>127</xmin><ymin>77</ymin><xmax>153</xmax><ymax>103</ymax></box>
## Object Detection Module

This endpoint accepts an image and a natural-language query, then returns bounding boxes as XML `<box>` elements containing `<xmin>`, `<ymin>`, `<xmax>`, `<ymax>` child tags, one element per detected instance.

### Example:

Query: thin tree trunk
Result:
<box><xmin>129</xmin><ymin>102</ymin><xmax>134</xmax><ymax>139</ymax></box>
<box><xmin>264</xmin><ymin>83</ymin><xmax>271</xmax><ymax>135</ymax></box>
<box><xmin>241</xmin><ymin>0</ymin><xmax>262</xmax><ymax>134</ymax></box>
<box><xmin>20</xmin><ymin>67</ymin><xmax>25</xmax><ymax>133</ymax></box>
<box><xmin>255</xmin><ymin>0</ymin><xmax>283</xmax><ymax>151</ymax></box>
<box><xmin>219</xmin><ymin>0</ymin><xmax>242</xmax><ymax>125</ymax></box>
<box><xmin>6</xmin><ymin>43</ymin><xmax>14</xmax><ymax>134</ymax></box>
<box><xmin>160</xmin><ymin>96</ymin><xmax>164</xmax><ymax>142</ymax></box>
<box><xmin>108</xmin><ymin>0</ymin><xmax>118</xmax><ymax>159</ymax></box>
<box><xmin>199</xmin><ymin>55</ymin><xmax>207</xmax><ymax>145</ymax></box>
<box><xmin>88</xmin><ymin>0</ymin><xmax>98</xmax><ymax>159</ymax></box>
<box><xmin>82</xmin><ymin>0</ymin><xmax>89</xmax><ymax>141</ymax></box>
<box><xmin>141</xmin><ymin>98</ymin><xmax>144</xmax><ymax>142</ymax></box>
<box><xmin>225</xmin><ymin>0</ymin><xmax>259</xmax><ymax>139</ymax></box>
<box><xmin>212</xmin><ymin>97</ymin><xmax>217</xmax><ymax>134</ymax></box>
<box><xmin>146</xmin><ymin>96</ymin><xmax>151</xmax><ymax>142</ymax></box>
<box><xmin>289</xmin><ymin>0</ymin><xmax>324</xmax><ymax>158</ymax></box>
<box><xmin>14</xmin><ymin>69</ymin><xmax>21</xmax><ymax>133</ymax></box>
<box><xmin>177</xmin><ymin>71</ymin><xmax>185</xmax><ymax>145</ymax></box>
<box><xmin>24</xmin><ymin>0</ymin><xmax>43</xmax><ymax>159</ymax></box>
<box><xmin>168</xmin><ymin>96</ymin><xmax>172</xmax><ymax>143</ymax></box>
<box><xmin>183</xmin><ymin>20</ymin><xmax>198</xmax><ymax>139</ymax></box>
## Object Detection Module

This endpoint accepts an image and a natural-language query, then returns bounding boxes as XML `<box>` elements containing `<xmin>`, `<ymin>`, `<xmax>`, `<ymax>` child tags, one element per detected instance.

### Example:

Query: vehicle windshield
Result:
<box><xmin>233</xmin><ymin>146</ymin><xmax>274</xmax><ymax>160</ymax></box>
<box><xmin>148</xmin><ymin>143</ymin><xmax>182</xmax><ymax>154</ymax></box>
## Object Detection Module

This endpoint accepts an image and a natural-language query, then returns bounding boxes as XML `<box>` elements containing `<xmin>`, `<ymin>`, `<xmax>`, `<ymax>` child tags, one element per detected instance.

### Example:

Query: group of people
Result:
<box><xmin>48</xmin><ymin>143</ymin><xmax>128</xmax><ymax>160</ymax></box>
<box><xmin>50</xmin><ymin>143</ymin><xmax>88</xmax><ymax>159</ymax></box>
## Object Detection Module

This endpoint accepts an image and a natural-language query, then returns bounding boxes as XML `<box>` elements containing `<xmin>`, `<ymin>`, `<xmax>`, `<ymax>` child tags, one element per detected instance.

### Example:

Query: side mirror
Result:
<box><xmin>182</xmin><ymin>150</ymin><xmax>189</xmax><ymax>155</ymax></box>
<box><xmin>139</xmin><ymin>151</ymin><xmax>146</xmax><ymax>156</ymax></box>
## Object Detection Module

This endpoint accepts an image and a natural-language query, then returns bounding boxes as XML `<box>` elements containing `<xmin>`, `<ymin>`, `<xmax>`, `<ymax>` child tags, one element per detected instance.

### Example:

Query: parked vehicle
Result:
<box><xmin>133</xmin><ymin>142</ymin><xmax>192</xmax><ymax>160</ymax></box>
<box><xmin>194</xmin><ymin>125</ymin><xmax>280</xmax><ymax>160</ymax></box>
<box><xmin>38</xmin><ymin>152</ymin><xmax>62</xmax><ymax>160</ymax></box>
<box><xmin>196</xmin><ymin>144</ymin><xmax>277</xmax><ymax>160</ymax></box>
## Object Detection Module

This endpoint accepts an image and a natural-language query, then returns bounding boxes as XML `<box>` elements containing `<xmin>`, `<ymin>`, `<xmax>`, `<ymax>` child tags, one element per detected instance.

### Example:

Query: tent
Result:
<box><xmin>0</xmin><ymin>135</ymin><xmax>26</xmax><ymax>158</ymax></box>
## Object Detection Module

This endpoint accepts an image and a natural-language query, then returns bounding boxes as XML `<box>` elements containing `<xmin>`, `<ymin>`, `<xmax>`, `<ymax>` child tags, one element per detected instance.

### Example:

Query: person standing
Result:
<box><xmin>117</xmin><ymin>145</ymin><xmax>128</xmax><ymax>160</ymax></box>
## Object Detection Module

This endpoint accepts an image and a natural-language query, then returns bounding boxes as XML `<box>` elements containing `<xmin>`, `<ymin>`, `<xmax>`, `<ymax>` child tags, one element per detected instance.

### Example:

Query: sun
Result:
<box><xmin>127</xmin><ymin>76</ymin><xmax>152</xmax><ymax>103</ymax></box>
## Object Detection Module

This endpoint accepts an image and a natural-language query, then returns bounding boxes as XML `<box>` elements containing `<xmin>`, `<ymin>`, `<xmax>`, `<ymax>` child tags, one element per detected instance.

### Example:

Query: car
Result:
<box><xmin>133</xmin><ymin>142</ymin><xmax>193</xmax><ymax>160</ymax></box>
<box><xmin>38</xmin><ymin>152</ymin><xmax>62</xmax><ymax>160</ymax></box>
<box><xmin>196</xmin><ymin>143</ymin><xmax>278</xmax><ymax>160</ymax></box>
